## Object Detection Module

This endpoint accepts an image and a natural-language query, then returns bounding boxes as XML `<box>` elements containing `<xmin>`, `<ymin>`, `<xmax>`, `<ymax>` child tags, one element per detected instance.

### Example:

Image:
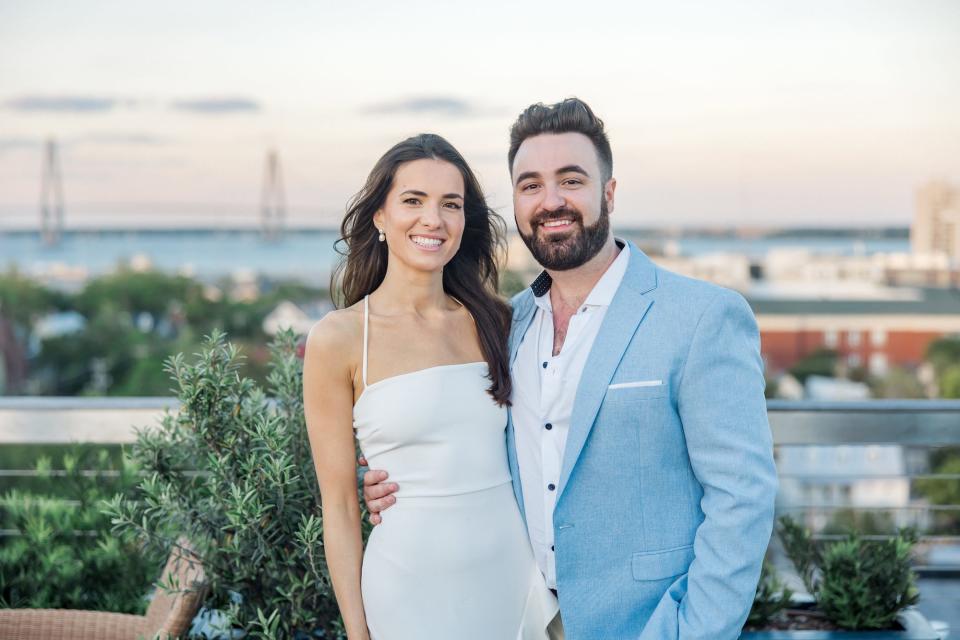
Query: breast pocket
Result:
<box><xmin>606</xmin><ymin>379</ymin><xmax>668</xmax><ymax>400</ymax></box>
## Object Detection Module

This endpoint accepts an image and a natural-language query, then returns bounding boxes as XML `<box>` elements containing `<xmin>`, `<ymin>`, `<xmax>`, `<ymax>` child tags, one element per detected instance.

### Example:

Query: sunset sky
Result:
<box><xmin>1</xmin><ymin>1</ymin><xmax>958</xmax><ymax>229</ymax></box>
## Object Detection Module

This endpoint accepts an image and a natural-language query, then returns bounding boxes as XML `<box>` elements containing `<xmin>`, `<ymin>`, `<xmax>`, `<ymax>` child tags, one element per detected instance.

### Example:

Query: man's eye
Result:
<box><xmin>564</xmin><ymin>179</ymin><xmax>582</xmax><ymax>186</ymax></box>
<box><xmin>521</xmin><ymin>183</ymin><xmax>539</xmax><ymax>192</ymax></box>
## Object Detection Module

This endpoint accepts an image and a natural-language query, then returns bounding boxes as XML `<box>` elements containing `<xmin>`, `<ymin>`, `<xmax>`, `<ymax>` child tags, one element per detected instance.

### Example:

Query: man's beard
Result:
<box><xmin>517</xmin><ymin>198</ymin><xmax>610</xmax><ymax>271</ymax></box>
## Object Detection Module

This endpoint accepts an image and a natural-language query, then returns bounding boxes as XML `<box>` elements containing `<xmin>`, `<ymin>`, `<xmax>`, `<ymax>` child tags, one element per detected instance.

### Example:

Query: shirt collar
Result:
<box><xmin>531</xmin><ymin>238</ymin><xmax>630</xmax><ymax>312</ymax></box>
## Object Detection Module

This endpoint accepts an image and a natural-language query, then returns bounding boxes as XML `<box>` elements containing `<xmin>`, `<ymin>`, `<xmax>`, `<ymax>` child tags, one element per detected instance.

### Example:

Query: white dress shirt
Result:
<box><xmin>511</xmin><ymin>241</ymin><xmax>630</xmax><ymax>588</ymax></box>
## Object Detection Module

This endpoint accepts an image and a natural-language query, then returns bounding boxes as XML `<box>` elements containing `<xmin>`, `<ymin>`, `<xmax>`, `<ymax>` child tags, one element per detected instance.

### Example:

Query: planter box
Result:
<box><xmin>743</xmin><ymin>608</ymin><xmax>943</xmax><ymax>640</ymax></box>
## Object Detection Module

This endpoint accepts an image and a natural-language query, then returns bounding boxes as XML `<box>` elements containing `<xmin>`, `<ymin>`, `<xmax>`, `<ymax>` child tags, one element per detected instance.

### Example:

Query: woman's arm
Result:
<box><xmin>302</xmin><ymin>313</ymin><xmax>369</xmax><ymax>640</ymax></box>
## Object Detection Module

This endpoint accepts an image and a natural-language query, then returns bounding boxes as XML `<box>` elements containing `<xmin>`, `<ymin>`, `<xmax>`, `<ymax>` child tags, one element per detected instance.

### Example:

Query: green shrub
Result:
<box><xmin>777</xmin><ymin>515</ymin><xmax>820</xmax><ymax>595</ymax></box>
<box><xmin>105</xmin><ymin>328</ymin><xmax>344</xmax><ymax>639</ymax></box>
<box><xmin>777</xmin><ymin>515</ymin><xmax>919</xmax><ymax>630</ymax></box>
<box><xmin>0</xmin><ymin>446</ymin><xmax>160</xmax><ymax>612</ymax></box>
<box><xmin>788</xmin><ymin>348</ymin><xmax>838</xmax><ymax>383</ymax></box>
<box><xmin>915</xmin><ymin>451</ymin><xmax>960</xmax><ymax>532</ymax></box>
<box><xmin>822</xmin><ymin>508</ymin><xmax>896</xmax><ymax>537</ymax></box>
<box><xmin>747</xmin><ymin>561</ymin><xmax>793</xmax><ymax>628</ymax></box>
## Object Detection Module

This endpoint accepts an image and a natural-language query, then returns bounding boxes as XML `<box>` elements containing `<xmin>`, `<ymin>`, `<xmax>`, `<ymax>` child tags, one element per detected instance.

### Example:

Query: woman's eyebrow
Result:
<box><xmin>398</xmin><ymin>189</ymin><xmax>463</xmax><ymax>200</ymax></box>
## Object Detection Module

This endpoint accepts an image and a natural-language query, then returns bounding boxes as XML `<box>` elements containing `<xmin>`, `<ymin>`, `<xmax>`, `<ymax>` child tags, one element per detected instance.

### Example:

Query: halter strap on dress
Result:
<box><xmin>362</xmin><ymin>294</ymin><xmax>371</xmax><ymax>389</ymax></box>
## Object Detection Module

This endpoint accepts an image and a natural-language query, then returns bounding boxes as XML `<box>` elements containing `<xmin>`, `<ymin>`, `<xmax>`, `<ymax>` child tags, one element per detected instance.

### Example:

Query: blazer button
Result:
<box><xmin>545</xmin><ymin>423</ymin><xmax>553</xmax><ymax>430</ymax></box>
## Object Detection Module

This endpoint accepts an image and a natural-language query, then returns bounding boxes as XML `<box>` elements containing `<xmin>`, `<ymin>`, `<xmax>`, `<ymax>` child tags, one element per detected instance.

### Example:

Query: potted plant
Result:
<box><xmin>743</xmin><ymin>516</ymin><xmax>942</xmax><ymax>639</ymax></box>
<box><xmin>105</xmin><ymin>328</ymin><xmax>349</xmax><ymax>639</ymax></box>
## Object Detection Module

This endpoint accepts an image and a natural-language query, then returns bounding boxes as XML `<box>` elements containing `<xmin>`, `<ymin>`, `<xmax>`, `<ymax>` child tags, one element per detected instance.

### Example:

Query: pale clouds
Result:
<box><xmin>4</xmin><ymin>95</ymin><xmax>262</xmax><ymax>116</ymax></box>
<box><xmin>4</xmin><ymin>95</ymin><xmax>127</xmax><ymax>113</ymax></box>
<box><xmin>0</xmin><ymin>133</ymin><xmax>170</xmax><ymax>149</ymax></box>
<box><xmin>170</xmin><ymin>97</ymin><xmax>261</xmax><ymax>114</ymax></box>
<box><xmin>363</xmin><ymin>97</ymin><xmax>477</xmax><ymax>117</ymax></box>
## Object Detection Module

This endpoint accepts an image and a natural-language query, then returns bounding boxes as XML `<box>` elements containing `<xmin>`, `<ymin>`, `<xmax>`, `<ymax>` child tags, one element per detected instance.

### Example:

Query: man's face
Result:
<box><xmin>511</xmin><ymin>132</ymin><xmax>615</xmax><ymax>271</ymax></box>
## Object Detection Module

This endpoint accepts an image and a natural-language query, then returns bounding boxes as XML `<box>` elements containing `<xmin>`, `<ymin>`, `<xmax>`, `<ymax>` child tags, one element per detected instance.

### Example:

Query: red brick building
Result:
<box><xmin>747</xmin><ymin>289</ymin><xmax>960</xmax><ymax>375</ymax></box>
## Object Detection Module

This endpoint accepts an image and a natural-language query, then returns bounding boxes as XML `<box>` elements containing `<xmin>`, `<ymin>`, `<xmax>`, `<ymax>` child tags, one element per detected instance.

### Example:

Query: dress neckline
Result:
<box><xmin>354</xmin><ymin>361</ymin><xmax>487</xmax><ymax>409</ymax></box>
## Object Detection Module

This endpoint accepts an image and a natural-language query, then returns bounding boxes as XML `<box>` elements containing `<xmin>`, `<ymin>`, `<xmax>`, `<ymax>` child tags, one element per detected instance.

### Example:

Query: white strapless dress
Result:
<box><xmin>353</xmin><ymin>299</ymin><xmax>557</xmax><ymax>639</ymax></box>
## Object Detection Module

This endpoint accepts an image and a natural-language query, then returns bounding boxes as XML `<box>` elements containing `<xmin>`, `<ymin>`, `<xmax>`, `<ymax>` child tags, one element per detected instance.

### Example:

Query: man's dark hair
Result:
<box><xmin>507</xmin><ymin>98</ymin><xmax>613</xmax><ymax>182</ymax></box>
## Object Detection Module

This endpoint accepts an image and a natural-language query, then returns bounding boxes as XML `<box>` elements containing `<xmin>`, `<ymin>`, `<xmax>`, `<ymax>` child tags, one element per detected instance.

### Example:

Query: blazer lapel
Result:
<box><xmin>557</xmin><ymin>243</ymin><xmax>658</xmax><ymax>498</ymax></box>
<box><xmin>507</xmin><ymin>290</ymin><xmax>537</xmax><ymax>517</ymax></box>
<box><xmin>509</xmin><ymin>290</ymin><xmax>537</xmax><ymax>368</ymax></box>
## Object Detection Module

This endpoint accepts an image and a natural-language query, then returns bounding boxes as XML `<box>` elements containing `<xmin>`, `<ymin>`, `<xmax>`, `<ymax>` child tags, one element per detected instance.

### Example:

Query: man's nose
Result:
<box><xmin>541</xmin><ymin>185</ymin><xmax>566</xmax><ymax>211</ymax></box>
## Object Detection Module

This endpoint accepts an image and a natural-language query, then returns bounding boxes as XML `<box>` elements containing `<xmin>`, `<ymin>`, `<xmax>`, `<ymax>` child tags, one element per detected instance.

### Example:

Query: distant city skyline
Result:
<box><xmin>1</xmin><ymin>1</ymin><xmax>959</xmax><ymax>228</ymax></box>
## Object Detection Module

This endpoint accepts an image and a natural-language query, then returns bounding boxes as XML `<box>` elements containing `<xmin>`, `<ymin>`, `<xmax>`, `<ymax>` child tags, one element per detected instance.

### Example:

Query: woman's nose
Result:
<box><xmin>419</xmin><ymin>205</ymin><xmax>443</xmax><ymax>227</ymax></box>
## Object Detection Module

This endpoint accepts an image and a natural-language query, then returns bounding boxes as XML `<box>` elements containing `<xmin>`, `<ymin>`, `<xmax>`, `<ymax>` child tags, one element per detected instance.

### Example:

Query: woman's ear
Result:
<box><xmin>373</xmin><ymin>208</ymin><xmax>384</xmax><ymax>231</ymax></box>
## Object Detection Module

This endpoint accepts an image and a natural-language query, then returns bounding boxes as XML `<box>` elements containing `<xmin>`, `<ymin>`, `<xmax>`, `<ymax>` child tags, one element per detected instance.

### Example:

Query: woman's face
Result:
<box><xmin>374</xmin><ymin>158</ymin><xmax>466</xmax><ymax>274</ymax></box>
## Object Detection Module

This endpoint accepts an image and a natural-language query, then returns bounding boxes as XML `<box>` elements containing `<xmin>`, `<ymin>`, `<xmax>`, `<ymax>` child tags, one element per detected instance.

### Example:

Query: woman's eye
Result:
<box><xmin>403</xmin><ymin>197</ymin><xmax>421</xmax><ymax>205</ymax></box>
<box><xmin>444</xmin><ymin>202</ymin><xmax>462</xmax><ymax>210</ymax></box>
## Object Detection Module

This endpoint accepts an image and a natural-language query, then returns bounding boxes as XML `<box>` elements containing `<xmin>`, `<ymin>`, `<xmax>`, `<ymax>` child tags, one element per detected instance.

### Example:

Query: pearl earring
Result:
<box><xmin>378</xmin><ymin>228</ymin><xmax>386</xmax><ymax>242</ymax></box>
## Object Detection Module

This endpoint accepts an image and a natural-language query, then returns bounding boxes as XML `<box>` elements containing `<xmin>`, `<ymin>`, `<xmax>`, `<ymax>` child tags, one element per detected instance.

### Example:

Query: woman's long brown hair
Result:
<box><xmin>331</xmin><ymin>134</ymin><xmax>512</xmax><ymax>406</ymax></box>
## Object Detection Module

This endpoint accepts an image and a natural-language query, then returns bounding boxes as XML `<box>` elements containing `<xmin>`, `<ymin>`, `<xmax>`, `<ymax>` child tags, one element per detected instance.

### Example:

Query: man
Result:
<box><xmin>361</xmin><ymin>98</ymin><xmax>778</xmax><ymax>639</ymax></box>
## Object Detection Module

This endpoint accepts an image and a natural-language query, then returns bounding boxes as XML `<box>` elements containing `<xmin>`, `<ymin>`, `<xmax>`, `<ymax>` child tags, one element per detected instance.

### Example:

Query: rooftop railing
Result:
<box><xmin>2</xmin><ymin>397</ymin><xmax>960</xmax><ymax>571</ymax></box>
<box><xmin>768</xmin><ymin>400</ymin><xmax>960</xmax><ymax>575</ymax></box>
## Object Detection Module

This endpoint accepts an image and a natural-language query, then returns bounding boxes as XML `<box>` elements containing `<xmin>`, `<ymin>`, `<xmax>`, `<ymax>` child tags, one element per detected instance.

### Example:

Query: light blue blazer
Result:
<box><xmin>506</xmin><ymin>241</ymin><xmax>778</xmax><ymax>639</ymax></box>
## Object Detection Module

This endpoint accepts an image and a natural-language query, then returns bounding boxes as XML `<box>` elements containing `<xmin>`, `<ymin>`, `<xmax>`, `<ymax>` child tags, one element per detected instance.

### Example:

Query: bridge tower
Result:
<box><xmin>260</xmin><ymin>149</ymin><xmax>286</xmax><ymax>241</ymax></box>
<box><xmin>39</xmin><ymin>138</ymin><xmax>65</xmax><ymax>245</ymax></box>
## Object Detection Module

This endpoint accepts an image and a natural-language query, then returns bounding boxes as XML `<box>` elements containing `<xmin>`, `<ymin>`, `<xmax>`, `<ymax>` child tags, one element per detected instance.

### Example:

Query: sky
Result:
<box><xmin>1</xmin><ymin>0</ymin><xmax>958</xmax><ymax>229</ymax></box>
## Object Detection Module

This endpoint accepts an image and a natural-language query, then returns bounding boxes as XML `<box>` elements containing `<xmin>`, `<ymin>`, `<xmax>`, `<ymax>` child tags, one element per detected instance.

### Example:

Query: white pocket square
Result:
<box><xmin>608</xmin><ymin>379</ymin><xmax>663</xmax><ymax>390</ymax></box>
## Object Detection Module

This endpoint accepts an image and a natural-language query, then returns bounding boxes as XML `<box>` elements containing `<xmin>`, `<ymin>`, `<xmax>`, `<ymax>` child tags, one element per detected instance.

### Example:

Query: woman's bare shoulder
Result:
<box><xmin>304</xmin><ymin>304</ymin><xmax>363</xmax><ymax>366</ymax></box>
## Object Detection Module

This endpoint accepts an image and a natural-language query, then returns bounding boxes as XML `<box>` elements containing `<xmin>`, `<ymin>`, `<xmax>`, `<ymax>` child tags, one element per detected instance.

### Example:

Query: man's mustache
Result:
<box><xmin>531</xmin><ymin>208</ymin><xmax>583</xmax><ymax>228</ymax></box>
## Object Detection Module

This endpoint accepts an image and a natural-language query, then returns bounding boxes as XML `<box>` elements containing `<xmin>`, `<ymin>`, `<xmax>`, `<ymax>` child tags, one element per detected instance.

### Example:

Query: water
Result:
<box><xmin>656</xmin><ymin>236</ymin><xmax>909</xmax><ymax>260</ymax></box>
<box><xmin>0</xmin><ymin>228</ymin><xmax>911</xmax><ymax>287</ymax></box>
<box><xmin>1</xmin><ymin>229</ymin><xmax>344</xmax><ymax>286</ymax></box>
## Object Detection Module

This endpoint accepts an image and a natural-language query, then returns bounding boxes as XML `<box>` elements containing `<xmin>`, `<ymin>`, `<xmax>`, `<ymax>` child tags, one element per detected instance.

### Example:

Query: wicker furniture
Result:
<box><xmin>0</xmin><ymin>538</ymin><xmax>208</xmax><ymax>640</ymax></box>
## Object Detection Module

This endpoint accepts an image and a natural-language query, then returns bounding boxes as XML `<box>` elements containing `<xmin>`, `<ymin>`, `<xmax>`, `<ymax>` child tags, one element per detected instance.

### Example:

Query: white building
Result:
<box><xmin>262</xmin><ymin>299</ymin><xmax>334</xmax><ymax>336</ymax></box>
<box><xmin>776</xmin><ymin>443</ymin><xmax>922</xmax><ymax>532</ymax></box>
<box><xmin>912</xmin><ymin>180</ymin><xmax>960</xmax><ymax>261</ymax></box>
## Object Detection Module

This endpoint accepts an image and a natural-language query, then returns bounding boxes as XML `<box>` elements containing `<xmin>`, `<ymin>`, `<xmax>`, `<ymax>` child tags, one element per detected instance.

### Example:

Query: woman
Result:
<box><xmin>302</xmin><ymin>134</ymin><xmax>557</xmax><ymax>640</ymax></box>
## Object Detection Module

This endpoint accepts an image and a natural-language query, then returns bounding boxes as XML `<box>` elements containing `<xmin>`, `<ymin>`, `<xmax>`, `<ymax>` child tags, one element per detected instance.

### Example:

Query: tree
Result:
<box><xmin>0</xmin><ymin>268</ymin><xmax>63</xmax><ymax>328</ymax></box>
<box><xmin>925</xmin><ymin>337</ymin><xmax>960</xmax><ymax>378</ymax></box>
<box><xmin>926</xmin><ymin>337</ymin><xmax>960</xmax><ymax>399</ymax></box>
<box><xmin>939</xmin><ymin>365</ymin><xmax>960</xmax><ymax>400</ymax></box>
<box><xmin>789</xmin><ymin>348</ymin><xmax>838</xmax><ymax>384</ymax></box>
<box><xmin>0</xmin><ymin>269</ymin><xmax>62</xmax><ymax>394</ymax></box>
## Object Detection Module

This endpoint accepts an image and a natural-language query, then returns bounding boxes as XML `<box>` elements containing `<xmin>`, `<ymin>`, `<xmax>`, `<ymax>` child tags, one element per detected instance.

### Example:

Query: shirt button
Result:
<box><xmin>542</xmin><ymin>361</ymin><xmax>548</xmax><ymax>369</ymax></box>
<box><xmin>547</xmin><ymin>483</ymin><xmax>556</xmax><ymax>491</ymax></box>
<box><xmin>545</xmin><ymin>423</ymin><xmax>553</xmax><ymax>430</ymax></box>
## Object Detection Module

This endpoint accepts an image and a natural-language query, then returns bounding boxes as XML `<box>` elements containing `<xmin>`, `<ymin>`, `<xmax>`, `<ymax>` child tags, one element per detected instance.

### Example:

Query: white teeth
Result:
<box><xmin>543</xmin><ymin>219</ymin><xmax>572</xmax><ymax>228</ymax></box>
<box><xmin>411</xmin><ymin>236</ymin><xmax>442</xmax><ymax>247</ymax></box>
